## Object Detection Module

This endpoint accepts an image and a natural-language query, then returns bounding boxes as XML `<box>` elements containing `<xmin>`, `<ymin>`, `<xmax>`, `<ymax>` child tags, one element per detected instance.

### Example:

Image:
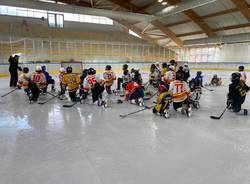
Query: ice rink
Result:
<box><xmin>0</xmin><ymin>71</ymin><xmax>250</xmax><ymax>184</ymax></box>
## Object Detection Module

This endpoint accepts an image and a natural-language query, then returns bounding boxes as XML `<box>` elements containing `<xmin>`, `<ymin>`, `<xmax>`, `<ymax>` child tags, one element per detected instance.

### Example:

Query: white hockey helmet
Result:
<box><xmin>35</xmin><ymin>65</ymin><xmax>42</xmax><ymax>71</ymax></box>
<box><xmin>168</xmin><ymin>65</ymin><xmax>174</xmax><ymax>70</ymax></box>
<box><xmin>134</xmin><ymin>67</ymin><xmax>140</xmax><ymax>71</ymax></box>
<box><xmin>59</xmin><ymin>67</ymin><xmax>66</xmax><ymax>73</ymax></box>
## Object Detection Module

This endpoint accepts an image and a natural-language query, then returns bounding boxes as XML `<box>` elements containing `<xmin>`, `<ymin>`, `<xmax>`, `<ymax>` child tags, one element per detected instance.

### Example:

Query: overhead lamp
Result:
<box><xmin>158</xmin><ymin>0</ymin><xmax>163</xmax><ymax>3</ymax></box>
<box><xmin>162</xmin><ymin>2</ymin><xmax>168</xmax><ymax>5</ymax></box>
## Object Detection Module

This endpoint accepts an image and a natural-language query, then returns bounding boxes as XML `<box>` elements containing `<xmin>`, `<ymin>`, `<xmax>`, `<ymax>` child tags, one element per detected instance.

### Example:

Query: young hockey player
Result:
<box><xmin>227</xmin><ymin>72</ymin><xmax>249</xmax><ymax>115</ymax></box>
<box><xmin>149</xmin><ymin>64</ymin><xmax>161</xmax><ymax>87</ymax></box>
<box><xmin>132</xmin><ymin>68</ymin><xmax>143</xmax><ymax>86</ymax></box>
<box><xmin>210</xmin><ymin>74</ymin><xmax>222</xmax><ymax>86</ymax></box>
<box><xmin>194</xmin><ymin>71</ymin><xmax>203</xmax><ymax>87</ymax></box>
<box><xmin>162</xmin><ymin>65</ymin><xmax>176</xmax><ymax>89</ymax></box>
<box><xmin>125</xmin><ymin>78</ymin><xmax>144</xmax><ymax>107</ymax></box>
<box><xmin>83</xmin><ymin>68</ymin><xmax>107</xmax><ymax>107</ymax></box>
<box><xmin>160</xmin><ymin>62</ymin><xmax>168</xmax><ymax>77</ymax></box>
<box><xmin>103</xmin><ymin>65</ymin><xmax>116</xmax><ymax>94</ymax></box>
<box><xmin>79</xmin><ymin>69</ymin><xmax>89</xmax><ymax>99</ymax></box>
<box><xmin>61</xmin><ymin>66</ymin><xmax>81</xmax><ymax>102</ymax></box>
<box><xmin>169</xmin><ymin>72</ymin><xmax>192</xmax><ymax>117</ymax></box>
<box><xmin>41</xmin><ymin>65</ymin><xmax>55</xmax><ymax>92</ymax></box>
<box><xmin>153</xmin><ymin>85</ymin><xmax>172</xmax><ymax>118</ymax></box>
<box><xmin>31</xmin><ymin>66</ymin><xmax>47</xmax><ymax>93</ymax></box>
<box><xmin>238</xmin><ymin>66</ymin><xmax>247</xmax><ymax>83</ymax></box>
<box><xmin>183</xmin><ymin>63</ymin><xmax>190</xmax><ymax>82</ymax></box>
<box><xmin>116</xmin><ymin>64</ymin><xmax>131</xmax><ymax>92</ymax></box>
<box><xmin>58</xmin><ymin>67</ymin><xmax>66</xmax><ymax>96</ymax></box>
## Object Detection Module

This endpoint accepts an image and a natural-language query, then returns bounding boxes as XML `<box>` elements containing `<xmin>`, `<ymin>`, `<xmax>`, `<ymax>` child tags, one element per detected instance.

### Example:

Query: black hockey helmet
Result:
<box><xmin>66</xmin><ymin>66</ymin><xmax>73</xmax><ymax>73</ymax></box>
<box><xmin>23</xmin><ymin>67</ymin><xmax>29</xmax><ymax>73</ymax></box>
<box><xmin>197</xmin><ymin>71</ymin><xmax>202</xmax><ymax>76</ymax></box>
<box><xmin>176</xmin><ymin>71</ymin><xmax>184</xmax><ymax>81</ymax></box>
<box><xmin>88</xmin><ymin>68</ymin><xmax>96</xmax><ymax>75</ymax></box>
<box><xmin>178</xmin><ymin>66</ymin><xmax>183</xmax><ymax>71</ymax></box>
<box><xmin>231</xmin><ymin>72</ymin><xmax>241</xmax><ymax>83</ymax></box>
<box><xmin>106</xmin><ymin>65</ymin><xmax>112</xmax><ymax>71</ymax></box>
<box><xmin>123</xmin><ymin>64</ymin><xmax>128</xmax><ymax>70</ymax></box>
<box><xmin>238</xmin><ymin>65</ymin><xmax>244</xmax><ymax>72</ymax></box>
<box><xmin>162</xmin><ymin>62</ymin><xmax>168</xmax><ymax>68</ymax></box>
<box><xmin>41</xmin><ymin>65</ymin><xmax>46</xmax><ymax>71</ymax></box>
<box><xmin>82</xmin><ymin>69</ymin><xmax>88</xmax><ymax>75</ymax></box>
<box><xmin>169</xmin><ymin>59</ymin><xmax>176</xmax><ymax>65</ymax></box>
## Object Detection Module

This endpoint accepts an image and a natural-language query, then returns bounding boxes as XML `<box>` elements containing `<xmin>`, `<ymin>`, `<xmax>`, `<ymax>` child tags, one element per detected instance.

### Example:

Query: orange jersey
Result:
<box><xmin>31</xmin><ymin>72</ymin><xmax>47</xmax><ymax>89</ymax></box>
<box><xmin>103</xmin><ymin>71</ymin><xmax>116</xmax><ymax>86</ymax></box>
<box><xmin>61</xmin><ymin>73</ymin><xmax>81</xmax><ymax>92</ymax></box>
<box><xmin>18</xmin><ymin>73</ymin><xmax>31</xmax><ymax>89</ymax></box>
<box><xmin>169</xmin><ymin>80</ymin><xmax>190</xmax><ymax>102</ymax></box>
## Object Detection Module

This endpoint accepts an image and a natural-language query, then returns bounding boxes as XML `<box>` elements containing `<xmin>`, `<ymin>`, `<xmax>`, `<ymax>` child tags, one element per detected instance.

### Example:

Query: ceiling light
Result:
<box><xmin>162</xmin><ymin>2</ymin><xmax>168</xmax><ymax>5</ymax></box>
<box><xmin>158</xmin><ymin>0</ymin><xmax>163</xmax><ymax>3</ymax></box>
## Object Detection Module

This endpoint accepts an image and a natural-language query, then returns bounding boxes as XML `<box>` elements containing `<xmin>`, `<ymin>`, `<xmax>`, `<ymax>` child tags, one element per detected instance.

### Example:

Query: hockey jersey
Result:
<box><xmin>125</xmin><ymin>81</ymin><xmax>141</xmax><ymax>100</ymax></box>
<box><xmin>83</xmin><ymin>75</ymin><xmax>101</xmax><ymax>92</ymax></box>
<box><xmin>31</xmin><ymin>72</ymin><xmax>47</xmax><ymax>89</ymax></box>
<box><xmin>103</xmin><ymin>71</ymin><xmax>116</xmax><ymax>86</ymax></box>
<box><xmin>169</xmin><ymin>80</ymin><xmax>190</xmax><ymax>102</ymax></box>
<box><xmin>61</xmin><ymin>73</ymin><xmax>81</xmax><ymax>92</ymax></box>
<box><xmin>240</xmin><ymin>71</ymin><xmax>247</xmax><ymax>83</ymax></box>
<box><xmin>18</xmin><ymin>73</ymin><xmax>31</xmax><ymax>89</ymax></box>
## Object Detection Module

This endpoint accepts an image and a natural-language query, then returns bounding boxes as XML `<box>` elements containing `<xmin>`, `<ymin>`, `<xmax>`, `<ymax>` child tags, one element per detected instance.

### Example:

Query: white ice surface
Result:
<box><xmin>0</xmin><ymin>71</ymin><xmax>250</xmax><ymax>184</ymax></box>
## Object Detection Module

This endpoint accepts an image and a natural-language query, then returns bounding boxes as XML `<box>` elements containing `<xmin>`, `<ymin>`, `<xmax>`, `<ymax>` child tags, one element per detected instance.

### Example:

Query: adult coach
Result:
<box><xmin>9</xmin><ymin>55</ymin><xmax>22</xmax><ymax>87</ymax></box>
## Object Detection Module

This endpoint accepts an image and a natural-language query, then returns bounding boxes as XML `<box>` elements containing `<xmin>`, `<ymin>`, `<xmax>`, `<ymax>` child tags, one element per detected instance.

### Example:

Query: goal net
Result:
<box><xmin>61</xmin><ymin>61</ymin><xmax>83</xmax><ymax>74</ymax></box>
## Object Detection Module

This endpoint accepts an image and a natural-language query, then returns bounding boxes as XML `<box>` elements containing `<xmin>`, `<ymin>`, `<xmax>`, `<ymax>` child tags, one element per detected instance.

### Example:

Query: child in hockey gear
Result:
<box><xmin>194</xmin><ymin>71</ymin><xmax>203</xmax><ymax>87</ymax></box>
<box><xmin>116</xmin><ymin>64</ymin><xmax>130</xmax><ymax>92</ymax></box>
<box><xmin>183</xmin><ymin>63</ymin><xmax>190</xmax><ymax>82</ymax></box>
<box><xmin>153</xmin><ymin>91</ymin><xmax>172</xmax><ymax>119</ymax></box>
<box><xmin>149</xmin><ymin>64</ymin><xmax>161</xmax><ymax>87</ymax></box>
<box><xmin>58</xmin><ymin>67</ymin><xmax>66</xmax><ymax>96</ymax></box>
<box><xmin>83</xmin><ymin>68</ymin><xmax>106</xmax><ymax>107</ymax></box>
<box><xmin>210</xmin><ymin>74</ymin><xmax>222</xmax><ymax>86</ymax></box>
<box><xmin>169</xmin><ymin>72</ymin><xmax>192</xmax><ymax>117</ymax></box>
<box><xmin>31</xmin><ymin>66</ymin><xmax>47</xmax><ymax>92</ymax></box>
<box><xmin>238</xmin><ymin>66</ymin><xmax>247</xmax><ymax>83</ymax></box>
<box><xmin>227</xmin><ymin>72</ymin><xmax>249</xmax><ymax>115</ymax></box>
<box><xmin>162</xmin><ymin>65</ymin><xmax>176</xmax><ymax>90</ymax></box>
<box><xmin>158</xmin><ymin>81</ymin><xmax>168</xmax><ymax>94</ymax></box>
<box><xmin>160</xmin><ymin>62</ymin><xmax>168</xmax><ymax>77</ymax></box>
<box><xmin>132</xmin><ymin>68</ymin><xmax>143</xmax><ymax>86</ymax></box>
<box><xmin>79</xmin><ymin>69</ymin><xmax>89</xmax><ymax>98</ymax></box>
<box><xmin>41</xmin><ymin>65</ymin><xmax>55</xmax><ymax>92</ymax></box>
<box><xmin>125</xmin><ymin>79</ymin><xmax>144</xmax><ymax>107</ymax></box>
<box><xmin>61</xmin><ymin>66</ymin><xmax>81</xmax><ymax>102</ymax></box>
<box><xmin>169</xmin><ymin>60</ymin><xmax>177</xmax><ymax>72</ymax></box>
<box><xmin>103</xmin><ymin>65</ymin><xmax>116</xmax><ymax>94</ymax></box>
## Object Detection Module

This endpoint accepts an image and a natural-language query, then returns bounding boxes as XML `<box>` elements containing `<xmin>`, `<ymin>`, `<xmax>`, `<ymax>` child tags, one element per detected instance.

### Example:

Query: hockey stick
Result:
<box><xmin>120</xmin><ymin>105</ymin><xmax>154</xmax><ymax>118</ymax></box>
<box><xmin>1</xmin><ymin>88</ymin><xmax>18</xmax><ymax>97</ymax></box>
<box><xmin>63</xmin><ymin>102</ymin><xmax>77</xmax><ymax>108</ymax></box>
<box><xmin>143</xmin><ymin>91</ymin><xmax>158</xmax><ymax>100</ymax></box>
<box><xmin>210</xmin><ymin>106</ymin><xmax>228</xmax><ymax>119</ymax></box>
<box><xmin>46</xmin><ymin>91</ymin><xmax>63</xmax><ymax>100</ymax></box>
<box><xmin>38</xmin><ymin>94</ymin><xmax>60</xmax><ymax>105</ymax></box>
<box><xmin>202</xmin><ymin>86</ymin><xmax>214</xmax><ymax>92</ymax></box>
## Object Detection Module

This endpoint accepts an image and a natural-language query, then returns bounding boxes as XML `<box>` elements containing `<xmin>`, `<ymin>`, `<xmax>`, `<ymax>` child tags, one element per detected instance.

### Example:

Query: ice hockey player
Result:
<box><xmin>125</xmin><ymin>77</ymin><xmax>144</xmax><ymax>107</ymax></box>
<box><xmin>162</xmin><ymin>65</ymin><xmax>176</xmax><ymax>89</ymax></box>
<box><xmin>41</xmin><ymin>65</ymin><xmax>55</xmax><ymax>92</ymax></box>
<box><xmin>238</xmin><ymin>66</ymin><xmax>247</xmax><ymax>83</ymax></box>
<box><xmin>17</xmin><ymin>67</ymin><xmax>41</xmax><ymax>102</ymax></box>
<box><xmin>194</xmin><ymin>71</ymin><xmax>204</xmax><ymax>87</ymax></box>
<box><xmin>58</xmin><ymin>67</ymin><xmax>66</xmax><ymax>96</ymax></box>
<box><xmin>132</xmin><ymin>68</ymin><xmax>143</xmax><ymax>86</ymax></box>
<box><xmin>210</xmin><ymin>74</ymin><xmax>222</xmax><ymax>86</ymax></box>
<box><xmin>116</xmin><ymin>64</ymin><xmax>131</xmax><ymax>93</ymax></box>
<box><xmin>103</xmin><ymin>65</ymin><xmax>116</xmax><ymax>94</ymax></box>
<box><xmin>149</xmin><ymin>64</ymin><xmax>160</xmax><ymax>87</ymax></box>
<box><xmin>160</xmin><ymin>62</ymin><xmax>168</xmax><ymax>77</ymax></box>
<box><xmin>31</xmin><ymin>66</ymin><xmax>47</xmax><ymax>94</ymax></box>
<box><xmin>83</xmin><ymin>68</ymin><xmax>107</xmax><ymax>107</ymax></box>
<box><xmin>183</xmin><ymin>63</ymin><xmax>190</xmax><ymax>82</ymax></box>
<box><xmin>153</xmin><ymin>85</ymin><xmax>172</xmax><ymax>118</ymax></box>
<box><xmin>169</xmin><ymin>72</ymin><xmax>192</xmax><ymax>117</ymax></box>
<box><xmin>79</xmin><ymin>69</ymin><xmax>89</xmax><ymax>99</ymax></box>
<box><xmin>227</xmin><ymin>72</ymin><xmax>249</xmax><ymax>115</ymax></box>
<box><xmin>61</xmin><ymin>66</ymin><xmax>81</xmax><ymax>102</ymax></box>
<box><xmin>169</xmin><ymin>59</ymin><xmax>177</xmax><ymax>72</ymax></box>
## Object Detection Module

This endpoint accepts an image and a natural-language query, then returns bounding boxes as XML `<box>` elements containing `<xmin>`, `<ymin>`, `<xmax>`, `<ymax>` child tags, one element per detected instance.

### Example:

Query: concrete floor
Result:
<box><xmin>0</xmin><ymin>71</ymin><xmax>250</xmax><ymax>184</ymax></box>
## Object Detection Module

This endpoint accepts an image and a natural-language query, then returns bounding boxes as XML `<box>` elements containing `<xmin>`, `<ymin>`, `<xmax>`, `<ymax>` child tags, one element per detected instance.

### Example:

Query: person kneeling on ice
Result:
<box><xmin>153</xmin><ymin>86</ymin><xmax>172</xmax><ymax>119</ymax></box>
<box><xmin>116</xmin><ymin>64</ymin><xmax>131</xmax><ymax>94</ymax></box>
<box><xmin>41</xmin><ymin>65</ymin><xmax>55</xmax><ymax>92</ymax></box>
<box><xmin>149</xmin><ymin>64</ymin><xmax>161</xmax><ymax>88</ymax></box>
<box><xmin>31</xmin><ymin>66</ymin><xmax>47</xmax><ymax>95</ymax></box>
<box><xmin>169</xmin><ymin>72</ymin><xmax>192</xmax><ymax>117</ymax></box>
<box><xmin>58</xmin><ymin>67</ymin><xmax>66</xmax><ymax>97</ymax></box>
<box><xmin>83</xmin><ymin>68</ymin><xmax>107</xmax><ymax>107</ymax></box>
<box><xmin>132</xmin><ymin>68</ymin><xmax>143</xmax><ymax>86</ymax></box>
<box><xmin>61</xmin><ymin>66</ymin><xmax>81</xmax><ymax>102</ymax></box>
<box><xmin>162</xmin><ymin>65</ymin><xmax>176</xmax><ymax>90</ymax></box>
<box><xmin>194</xmin><ymin>71</ymin><xmax>203</xmax><ymax>87</ymax></box>
<box><xmin>125</xmin><ymin>78</ymin><xmax>144</xmax><ymax>107</ymax></box>
<box><xmin>17</xmin><ymin>67</ymin><xmax>40</xmax><ymax>102</ymax></box>
<box><xmin>227</xmin><ymin>72</ymin><xmax>249</xmax><ymax>115</ymax></box>
<box><xmin>210</xmin><ymin>74</ymin><xmax>222</xmax><ymax>86</ymax></box>
<box><xmin>238</xmin><ymin>65</ymin><xmax>247</xmax><ymax>83</ymax></box>
<box><xmin>103</xmin><ymin>65</ymin><xmax>116</xmax><ymax>95</ymax></box>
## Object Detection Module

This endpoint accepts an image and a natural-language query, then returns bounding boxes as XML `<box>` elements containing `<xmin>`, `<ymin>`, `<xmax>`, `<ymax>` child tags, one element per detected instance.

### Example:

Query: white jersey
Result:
<box><xmin>169</xmin><ymin>80</ymin><xmax>190</xmax><ymax>102</ymax></box>
<box><xmin>83</xmin><ymin>75</ymin><xmax>100</xmax><ymax>91</ymax></box>
<box><xmin>162</xmin><ymin>71</ymin><xmax>175</xmax><ymax>83</ymax></box>
<box><xmin>240</xmin><ymin>71</ymin><xmax>247</xmax><ymax>83</ymax></box>
<box><xmin>18</xmin><ymin>73</ymin><xmax>31</xmax><ymax>89</ymax></box>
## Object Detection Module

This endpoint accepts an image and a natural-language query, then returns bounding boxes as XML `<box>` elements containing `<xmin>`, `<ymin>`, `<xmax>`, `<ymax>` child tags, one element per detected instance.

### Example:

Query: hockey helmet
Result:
<box><xmin>162</xmin><ymin>62</ymin><xmax>168</xmax><ymax>68</ymax></box>
<box><xmin>123</xmin><ymin>64</ymin><xmax>128</xmax><ymax>70</ymax></box>
<box><xmin>238</xmin><ymin>65</ymin><xmax>244</xmax><ymax>72</ymax></box>
<box><xmin>168</xmin><ymin>65</ymin><xmax>174</xmax><ymax>71</ymax></box>
<box><xmin>231</xmin><ymin>72</ymin><xmax>241</xmax><ymax>82</ymax></box>
<box><xmin>41</xmin><ymin>65</ymin><xmax>46</xmax><ymax>71</ymax></box>
<box><xmin>66</xmin><ymin>66</ymin><xmax>73</xmax><ymax>73</ymax></box>
<box><xmin>197</xmin><ymin>71</ymin><xmax>202</xmax><ymax>76</ymax></box>
<box><xmin>23</xmin><ymin>67</ymin><xmax>29</xmax><ymax>73</ymax></box>
<box><xmin>176</xmin><ymin>71</ymin><xmax>184</xmax><ymax>81</ymax></box>
<box><xmin>35</xmin><ymin>65</ymin><xmax>42</xmax><ymax>71</ymax></box>
<box><xmin>105</xmin><ymin>65</ymin><xmax>112</xmax><ymax>71</ymax></box>
<box><xmin>169</xmin><ymin>59</ymin><xmax>176</xmax><ymax>65</ymax></box>
<box><xmin>88</xmin><ymin>68</ymin><xmax>96</xmax><ymax>75</ymax></box>
<box><xmin>59</xmin><ymin>67</ymin><xmax>66</xmax><ymax>73</ymax></box>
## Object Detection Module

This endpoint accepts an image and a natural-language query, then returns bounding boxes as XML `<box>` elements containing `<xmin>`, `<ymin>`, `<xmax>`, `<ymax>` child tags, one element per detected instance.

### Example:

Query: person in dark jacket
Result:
<box><xmin>9</xmin><ymin>55</ymin><xmax>22</xmax><ymax>87</ymax></box>
<box><xmin>227</xmin><ymin>72</ymin><xmax>249</xmax><ymax>115</ymax></box>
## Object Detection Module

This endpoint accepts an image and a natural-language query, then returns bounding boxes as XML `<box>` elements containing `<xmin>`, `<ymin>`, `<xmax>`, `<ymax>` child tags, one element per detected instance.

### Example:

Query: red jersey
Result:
<box><xmin>125</xmin><ymin>81</ymin><xmax>141</xmax><ymax>100</ymax></box>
